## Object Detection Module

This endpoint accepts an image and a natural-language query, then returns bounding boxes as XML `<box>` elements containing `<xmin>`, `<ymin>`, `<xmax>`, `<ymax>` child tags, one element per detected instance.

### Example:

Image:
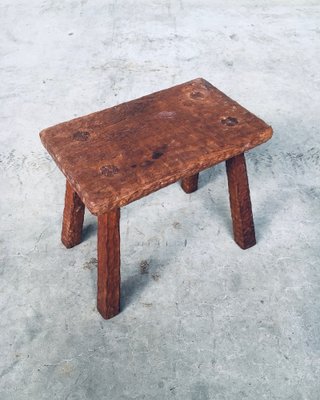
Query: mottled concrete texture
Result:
<box><xmin>1</xmin><ymin>1</ymin><xmax>320</xmax><ymax>399</ymax></box>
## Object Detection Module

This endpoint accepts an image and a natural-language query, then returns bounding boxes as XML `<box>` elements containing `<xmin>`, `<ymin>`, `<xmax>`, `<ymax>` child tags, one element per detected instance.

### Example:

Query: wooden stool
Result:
<box><xmin>40</xmin><ymin>78</ymin><xmax>272</xmax><ymax>319</ymax></box>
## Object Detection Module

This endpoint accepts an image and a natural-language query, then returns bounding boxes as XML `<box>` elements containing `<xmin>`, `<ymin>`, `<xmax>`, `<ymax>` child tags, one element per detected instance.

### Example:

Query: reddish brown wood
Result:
<box><xmin>40</xmin><ymin>78</ymin><xmax>272</xmax><ymax>215</ymax></box>
<box><xmin>97</xmin><ymin>208</ymin><xmax>120</xmax><ymax>319</ymax></box>
<box><xmin>41</xmin><ymin>79</ymin><xmax>273</xmax><ymax>319</ymax></box>
<box><xmin>61</xmin><ymin>180</ymin><xmax>85</xmax><ymax>248</ymax></box>
<box><xmin>226</xmin><ymin>153</ymin><xmax>256</xmax><ymax>249</ymax></box>
<box><xmin>181</xmin><ymin>173</ymin><xmax>199</xmax><ymax>193</ymax></box>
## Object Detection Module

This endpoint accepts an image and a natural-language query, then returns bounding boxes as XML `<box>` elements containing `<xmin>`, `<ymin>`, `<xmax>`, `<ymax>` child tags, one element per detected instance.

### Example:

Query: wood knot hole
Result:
<box><xmin>152</xmin><ymin>151</ymin><xmax>163</xmax><ymax>159</ymax></box>
<box><xmin>152</xmin><ymin>144</ymin><xmax>168</xmax><ymax>160</ymax></box>
<box><xmin>73</xmin><ymin>131</ymin><xmax>90</xmax><ymax>141</ymax></box>
<box><xmin>221</xmin><ymin>117</ymin><xmax>238</xmax><ymax>126</ymax></box>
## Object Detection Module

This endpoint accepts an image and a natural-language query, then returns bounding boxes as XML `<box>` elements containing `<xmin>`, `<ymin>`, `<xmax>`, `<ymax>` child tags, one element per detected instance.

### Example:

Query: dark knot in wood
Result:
<box><xmin>73</xmin><ymin>131</ymin><xmax>90</xmax><ymax>141</ymax></box>
<box><xmin>221</xmin><ymin>117</ymin><xmax>238</xmax><ymax>126</ymax></box>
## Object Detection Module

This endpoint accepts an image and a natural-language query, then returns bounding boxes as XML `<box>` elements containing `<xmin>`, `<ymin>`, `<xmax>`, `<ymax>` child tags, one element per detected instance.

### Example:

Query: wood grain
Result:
<box><xmin>226</xmin><ymin>153</ymin><xmax>256</xmax><ymax>249</ymax></box>
<box><xmin>181</xmin><ymin>173</ymin><xmax>199</xmax><ymax>193</ymax></box>
<box><xmin>97</xmin><ymin>208</ymin><xmax>121</xmax><ymax>319</ymax></box>
<box><xmin>61</xmin><ymin>180</ymin><xmax>85</xmax><ymax>248</ymax></box>
<box><xmin>40</xmin><ymin>78</ymin><xmax>272</xmax><ymax>215</ymax></box>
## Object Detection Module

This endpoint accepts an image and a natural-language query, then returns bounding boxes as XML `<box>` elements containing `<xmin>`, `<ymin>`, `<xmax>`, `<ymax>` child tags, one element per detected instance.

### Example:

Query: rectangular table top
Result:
<box><xmin>40</xmin><ymin>78</ymin><xmax>272</xmax><ymax>214</ymax></box>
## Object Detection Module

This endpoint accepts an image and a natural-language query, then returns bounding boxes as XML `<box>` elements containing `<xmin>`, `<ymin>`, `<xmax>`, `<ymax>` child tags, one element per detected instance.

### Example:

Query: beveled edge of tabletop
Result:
<box><xmin>39</xmin><ymin>78</ymin><xmax>273</xmax><ymax>215</ymax></box>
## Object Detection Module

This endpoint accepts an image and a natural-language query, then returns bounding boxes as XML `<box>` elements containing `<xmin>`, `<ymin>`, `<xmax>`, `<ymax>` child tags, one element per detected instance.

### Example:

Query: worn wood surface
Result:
<box><xmin>40</xmin><ymin>78</ymin><xmax>272</xmax><ymax>215</ymax></box>
<box><xmin>61</xmin><ymin>180</ymin><xmax>85</xmax><ymax>248</ymax></box>
<box><xmin>226</xmin><ymin>153</ymin><xmax>256</xmax><ymax>249</ymax></box>
<box><xmin>181</xmin><ymin>174</ymin><xmax>199</xmax><ymax>193</ymax></box>
<box><xmin>97</xmin><ymin>208</ymin><xmax>121</xmax><ymax>319</ymax></box>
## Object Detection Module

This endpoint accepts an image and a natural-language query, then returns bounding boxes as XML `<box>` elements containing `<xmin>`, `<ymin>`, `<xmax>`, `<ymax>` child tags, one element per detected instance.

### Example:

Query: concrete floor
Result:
<box><xmin>1</xmin><ymin>0</ymin><xmax>320</xmax><ymax>398</ymax></box>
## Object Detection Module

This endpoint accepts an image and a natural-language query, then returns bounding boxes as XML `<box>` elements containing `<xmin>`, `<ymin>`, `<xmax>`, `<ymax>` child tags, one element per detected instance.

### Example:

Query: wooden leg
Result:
<box><xmin>97</xmin><ymin>208</ymin><xmax>121</xmax><ymax>319</ymax></box>
<box><xmin>61</xmin><ymin>181</ymin><xmax>85</xmax><ymax>248</ymax></box>
<box><xmin>181</xmin><ymin>173</ymin><xmax>199</xmax><ymax>193</ymax></box>
<box><xmin>226</xmin><ymin>153</ymin><xmax>256</xmax><ymax>249</ymax></box>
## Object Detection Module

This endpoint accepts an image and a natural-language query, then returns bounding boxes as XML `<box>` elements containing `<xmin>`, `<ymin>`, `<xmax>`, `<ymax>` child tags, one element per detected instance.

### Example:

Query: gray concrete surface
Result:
<box><xmin>1</xmin><ymin>0</ymin><xmax>320</xmax><ymax>399</ymax></box>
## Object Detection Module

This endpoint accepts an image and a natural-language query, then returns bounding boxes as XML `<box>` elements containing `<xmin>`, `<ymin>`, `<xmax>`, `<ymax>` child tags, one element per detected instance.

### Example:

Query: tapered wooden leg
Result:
<box><xmin>61</xmin><ymin>181</ymin><xmax>85</xmax><ymax>248</ymax></box>
<box><xmin>97</xmin><ymin>208</ymin><xmax>121</xmax><ymax>319</ymax></box>
<box><xmin>181</xmin><ymin>173</ymin><xmax>199</xmax><ymax>193</ymax></box>
<box><xmin>226</xmin><ymin>153</ymin><xmax>256</xmax><ymax>249</ymax></box>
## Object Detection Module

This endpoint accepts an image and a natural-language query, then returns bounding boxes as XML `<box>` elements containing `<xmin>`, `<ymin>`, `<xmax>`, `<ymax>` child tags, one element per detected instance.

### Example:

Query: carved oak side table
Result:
<box><xmin>40</xmin><ymin>78</ymin><xmax>272</xmax><ymax>319</ymax></box>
